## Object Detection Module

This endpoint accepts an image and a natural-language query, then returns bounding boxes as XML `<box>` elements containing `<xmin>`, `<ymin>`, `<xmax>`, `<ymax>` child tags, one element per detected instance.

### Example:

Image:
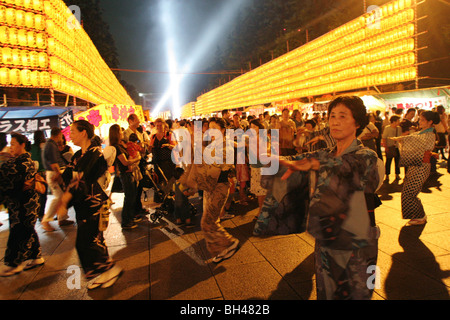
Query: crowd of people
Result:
<box><xmin>0</xmin><ymin>96</ymin><xmax>448</xmax><ymax>299</ymax></box>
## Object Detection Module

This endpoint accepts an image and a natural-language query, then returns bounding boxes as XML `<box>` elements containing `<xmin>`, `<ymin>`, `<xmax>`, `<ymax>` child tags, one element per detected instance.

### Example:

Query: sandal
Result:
<box><xmin>212</xmin><ymin>240</ymin><xmax>239</xmax><ymax>264</ymax></box>
<box><xmin>406</xmin><ymin>216</ymin><xmax>427</xmax><ymax>226</ymax></box>
<box><xmin>87</xmin><ymin>265</ymin><xmax>123</xmax><ymax>290</ymax></box>
<box><xmin>24</xmin><ymin>258</ymin><xmax>45</xmax><ymax>271</ymax></box>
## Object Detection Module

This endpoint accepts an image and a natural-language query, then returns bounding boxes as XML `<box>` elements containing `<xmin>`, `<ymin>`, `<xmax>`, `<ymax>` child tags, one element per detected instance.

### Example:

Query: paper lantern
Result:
<box><xmin>25</xmin><ymin>12</ymin><xmax>34</xmax><ymax>29</ymax></box>
<box><xmin>5</xmin><ymin>8</ymin><xmax>15</xmax><ymax>25</ymax></box>
<box><xmin>33</xmin><ymin>0</ymin><xmax>43</xmax><ymax>12</ymax></box>
<box><xmin>35</xmin><ymin>32</ymin><xmax>46</xmax><ymax>48</ymax></box>
<box><xmin>0</xmin><ymin>26</ymin><xmax>8</xmax><ymax>43</ymax></box>
<box><xmin>0</xmin><ymin>68</ymin><xmax>9</xmax><ymax>85</ymax></box>
<box><xmin>20</xmin><ymin>69</ymin><xmax>31</xmax><ymax>86</ymax></box>
<box><xmin>39</xmin><ymin>71</ymin><xmax>50</xmax><ymax>86</ymax></box>
<box><xmin>11</xmin><ymin>49</ymin><xmax>21</xmax><ymax>66</ymax></box>
<box><xmin>9</xmin><ymin>68</ymin><xmax>21</xmax><ymax>85</ymax></box>
<box><xmin>0</xmin><ymin>6</ymin><xmax>6</xmax><ymax>24</ymax></box>
<box><xmin>18</xmin><ymin>29</ymin><xmax>28</xmax><ymax>46</ymax></box>
<box><xmin>38</xmin><ymin>51</ymin><xmax>47</xmax><ymax>68</ymax></box>
<box><xmin>15</xmin><ymin>10</ymin><xmax>25</xmax><ymax>27</ymax></box>
<box><xmin>20</xmin><ymin>50</ymin><xmax>30</xmax><ymax>66</ymax></box>
<box><xmin>34</xmin><ymin>14</ymin><xmax>45</xmax><ymax>30</ymax></box>
<box><xmin>8</xmin><ymin>28</ymin><xmax>18</xmax><ymax>46</ymax></box>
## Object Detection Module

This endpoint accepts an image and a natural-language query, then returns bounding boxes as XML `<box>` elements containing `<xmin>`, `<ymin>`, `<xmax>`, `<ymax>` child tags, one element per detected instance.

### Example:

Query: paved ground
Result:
<box><xmin>0</xmin><ymin>161</ymin><xmax>449</xmax><ymax>301</ymax></box>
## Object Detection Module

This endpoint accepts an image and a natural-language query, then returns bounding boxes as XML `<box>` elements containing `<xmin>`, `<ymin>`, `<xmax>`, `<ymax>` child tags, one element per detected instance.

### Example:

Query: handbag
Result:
<box><xmin>23</xmin><ymin>172</ymin><xmax>47</xmax><ymax>195</ymax></box>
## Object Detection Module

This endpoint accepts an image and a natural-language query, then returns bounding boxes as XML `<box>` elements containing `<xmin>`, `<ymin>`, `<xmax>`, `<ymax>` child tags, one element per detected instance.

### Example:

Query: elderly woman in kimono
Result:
<box><xmin>391</xmin><ymin>111</ymin><xmax>440</xmax><ymax>226</ymax></box>
<box><xmin>279</xmin><ymin>96</ymin><xmax>382</xmax><ymax>300</ymax></box>
<box><xmin>57</xmin><ymin>120</ymin><xmax>122</xmax><ymax>289</ymax></box>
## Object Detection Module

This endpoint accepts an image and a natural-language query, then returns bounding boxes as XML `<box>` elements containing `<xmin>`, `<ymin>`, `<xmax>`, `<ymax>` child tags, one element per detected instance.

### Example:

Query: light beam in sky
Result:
<box><xmin>152</xmin><ymin>0</ymin><xmax>248</xmax><ymax>118</ymax></box>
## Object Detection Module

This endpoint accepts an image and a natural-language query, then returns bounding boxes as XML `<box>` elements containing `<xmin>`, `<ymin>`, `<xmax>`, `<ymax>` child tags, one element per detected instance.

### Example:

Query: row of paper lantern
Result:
<box><xmin>0</xmin><ymin>6</ymin><xmax>46</xmax><ymax>29</ymax></box>
<box><xmin>0</xmin><ymin>26</ymin><xmax>46</xmax><ymax>48</ymax></box>
<box><xmin>199</xmin><ymin>67</ymin><xmax>417</xmax><ymax>112</ymax></box>
<box><xmin>0</xmin><ymin>67</ymin><xmax>50</xmax><ymax>86</ymax></box>
<box><xmin>1</xmin><ymin>0</ymin><xmax>43</xmax><ymax>12</ymax></box>
<box><xmin>203</xmin><ymin>25</ymin><xmax>416</xmax><ymax>103</ymax></box>
<box><xmin>1</xmin><ymin>47</ymin><xmax>47</xmax><ymax>68</ymax></box>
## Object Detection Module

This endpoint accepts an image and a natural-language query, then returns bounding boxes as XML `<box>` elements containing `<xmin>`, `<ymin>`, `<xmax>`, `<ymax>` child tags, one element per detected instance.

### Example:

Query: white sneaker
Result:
<box><xmin>212</xmin><ymin>240</ymin><xmax>239</xmax><ymax>264</ymax></box>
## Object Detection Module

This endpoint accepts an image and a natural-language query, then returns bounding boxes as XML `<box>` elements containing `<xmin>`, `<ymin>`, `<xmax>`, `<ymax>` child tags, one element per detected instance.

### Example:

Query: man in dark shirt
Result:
<box><xmin>41</xmin><ymin>127</ymin><xmax>74</xmax><ymax>232</ymax></box>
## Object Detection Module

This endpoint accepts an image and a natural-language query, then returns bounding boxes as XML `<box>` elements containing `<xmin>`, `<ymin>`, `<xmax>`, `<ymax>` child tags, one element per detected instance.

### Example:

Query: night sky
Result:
<box><xmin>100</xmin><ymin>0</ymin><xmax>251</xmax><ymax>110</ymax></box>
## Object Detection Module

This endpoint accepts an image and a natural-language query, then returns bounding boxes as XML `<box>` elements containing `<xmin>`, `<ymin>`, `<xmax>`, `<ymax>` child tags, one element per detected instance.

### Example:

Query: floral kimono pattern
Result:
<box><xmin>290</xmin><ymin>139</ymin><xmax>381</xmax><ymax>299</ymax></box>
<box><xmin>253</xmin><ymin>168</ymin><xmax>308</xmax><ymax>236</ymax></box>
<box><xmin>0</xmin><ymin>153</ymin><xmax>42</xmax><ymax>267</ymax></box>
<box><xmin>62</xmin><ymin>145</ymin><xmax>114</xmax><ymax>279</ymax></box>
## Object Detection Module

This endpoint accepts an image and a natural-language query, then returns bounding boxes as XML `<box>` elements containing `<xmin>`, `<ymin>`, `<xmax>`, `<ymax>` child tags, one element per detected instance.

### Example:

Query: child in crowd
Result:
<box><xmin>127</xmin><ymin>133</ymin><xmax>143</xmax><ymax>182</ymax></box>
<box><xmin>173</xmin><ymin>167</ymin><xmax>195</xmax><ymax>227</ymax></box>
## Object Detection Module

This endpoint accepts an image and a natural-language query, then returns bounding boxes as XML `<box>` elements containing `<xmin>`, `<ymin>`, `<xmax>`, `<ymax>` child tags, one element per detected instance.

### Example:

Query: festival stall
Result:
<box><xmin>0</xmin><ymin>106</ymin><xmax>75</xmax><ymax>142</ymax></box>
<box><xmin>374</xmin><ymin>86</ymin><xmax>449</xmax><ymax>111</ymax></box>
<box><xmin>74</xmin><ymin>104</ymin><xmax>145</xmax><ymax>140</ymax></box>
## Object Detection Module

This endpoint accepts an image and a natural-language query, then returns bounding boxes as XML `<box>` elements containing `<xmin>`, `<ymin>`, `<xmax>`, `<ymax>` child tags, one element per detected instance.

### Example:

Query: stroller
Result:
<box><xmin>141</xmin><ymin>161</ymin><xmax>197</xmax><ymax>223</ymax></box>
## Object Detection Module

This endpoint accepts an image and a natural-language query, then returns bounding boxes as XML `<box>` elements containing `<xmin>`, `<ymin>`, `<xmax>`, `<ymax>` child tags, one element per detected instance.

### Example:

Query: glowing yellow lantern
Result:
<box><xmin>26</xmin><ymin>31</ymin><xmax>36</xmax><ymax>47</ymax></box>
<box><xmin>35</xmin><ymin>32</ymin><xmax>46</xmax><ymax>49</ymax></box>
<box><xmin>5</xmin><ymin>8</ymin><xmax>15</xmax><ymax>25</ymax></box>
<box><xmin>0</xmin><ymin>68</ymin><xmax>9</xmax><ymax>85</ymax></box>
<box><xmin>30</xmin><ymin>70</ymin><xmax>39</xmax><ymax>86</ymax></box>
<box><xmin>8</xmin><ymin>28</ymin><xmax>18</xmax><ymax>46</ymax></box>
<box><xmin>15</xmin><ymin>10</ymin><xmax>25</xmax><ymax>27</ymax></box>
<box><xmin>18</xmin><ymin>29</ymin><xmax>28</xmax><ymax>46</ymax></box>
<box><xmin>20</xmin><ymin>69</ymin><xmax>31</xmax><ymax>86</ymax></box>
<box><xmin>23</xmin><ymin>0</ymin><xmax>33</xmax><ymax>10</ymax></box>
<box><xmin>39</xmin><ymin>71</ymin><xmax>49</xmax><ymax>86</ymax></box>
<box><xmin>0</xmin><ymin>6</ymin><xmax>6</xmax><ymax>24</ymax></box>
<box><xmin>25</xmin><ymin>12</ymin><xmax>34</xmax><ymax>29</ymax></box>
<box><xmin>38</xmin><ymin>51</ymin><xmax>47</xmax><ymax>68</ymax></box>
<box><xmin>34</xmin><ymin>14</ymin><xmax>45</xmax><ymax>30</ymax></box>
<box><xmin>33</xmin><ymin>0</ymin><xmax>43</xmax><ymax>12</ymax></box>
<box><xmin>28</xmin><ymin>51</ymin><xmax>37</xmax><ymax>67</ymax></box>
<box><xmin>20</xmin><ymin>50</ymin><xmax>29</xmax><ymax>66</ymax></box>
<box><xmin>9</xmin><ymin>68</ymin><xmax>21</xmax><ymax>85</ymax></box>
<box><xmin>11</xmin><ymin>49</ymin><xmax>21</xmax><ymax>66</ymax></box>
<box><xmin>2</xmin><ymin>47</ymin><xmax>12</xmax><ymax>65</ymax></box>
<box><xmin>0</xmin><ymin>26</ymin><xmax>8</xmax><ymax>43</ymax></box>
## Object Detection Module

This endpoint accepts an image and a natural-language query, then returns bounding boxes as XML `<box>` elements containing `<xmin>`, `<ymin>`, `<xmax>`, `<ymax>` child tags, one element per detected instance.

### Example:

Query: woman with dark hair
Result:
<box><xmin>57</xmin><ymin>120</ymin><xmax>122</xmax><ymax>289</ymax></box>
<box><xmin>109</xmin><ymin>124</ymin><xmax>141</xmax><ymax>229</ymax></box>
<box><xmin>279</xmin><ymin>96</ymin><xmax>382</xmax><ymax>300</ymax></box>
<box><xmin>391</xmin><ymin>111</ymin><xmax>440</xmax><ymax>226</ymax></box>
<box><xmin>0</xmin><ymin>133</ymin><xmax>43</xmax><ymax>276</ymax></box>
<box><xmin>199</xmin><ymin>117</ymin><xmax>239</xmax><ymax>263</ymax></box>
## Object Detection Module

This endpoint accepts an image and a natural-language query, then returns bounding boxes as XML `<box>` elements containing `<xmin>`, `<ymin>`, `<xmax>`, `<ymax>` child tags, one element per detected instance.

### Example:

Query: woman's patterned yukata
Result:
<box><xmin>291</xmin><ymin>139</ymin><xmax>381</xmax><ymax>300</ymax></box>
<box><xmin>62</xmin><ymin>145</ymin><xmax>114</xmax><ymax>279</ymax></box>
<box><xmin>0</xmin><ymin>153</ymin><xmax>42</xmax><ymax>267</ymax></box>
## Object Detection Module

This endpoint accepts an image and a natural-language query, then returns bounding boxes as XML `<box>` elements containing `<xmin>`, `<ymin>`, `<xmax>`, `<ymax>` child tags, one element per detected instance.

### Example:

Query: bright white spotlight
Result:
<box><xmin>152</xmin><ymin>0</ymin><xmax>249</xmax><ymax>118</ymax></box>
